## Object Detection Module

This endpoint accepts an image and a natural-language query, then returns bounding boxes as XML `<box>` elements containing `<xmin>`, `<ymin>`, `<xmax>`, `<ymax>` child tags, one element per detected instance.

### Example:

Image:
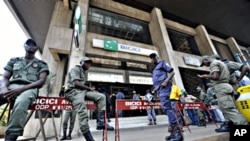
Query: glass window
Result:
<box><xmin>167</xmin><ymin>29</ymin><xmax>200</xmax><ymax>55</ymax></box>
<box><xmin>211</xmin><ymin>40</ymin><xmax>235</xmax><ymax>62</ymax></box>
<box><xmin>88</xmin><ymin>7</ymin><xmax>152</xmax><ymax>45</ymax></box>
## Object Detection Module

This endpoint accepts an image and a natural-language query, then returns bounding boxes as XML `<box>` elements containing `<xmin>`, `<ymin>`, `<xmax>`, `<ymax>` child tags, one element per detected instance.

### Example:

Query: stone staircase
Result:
<box><xmin>89</xmin><ymin>115</ymin><xmax>169</xmax><ymax>132</ymax></box>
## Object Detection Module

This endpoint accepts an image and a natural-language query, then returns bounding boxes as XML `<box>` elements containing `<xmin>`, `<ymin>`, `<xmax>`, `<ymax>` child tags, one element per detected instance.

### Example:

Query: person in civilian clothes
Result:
<box><xmin>0</xmin><ymin>39</ymin><xmax>49</xmax><ymax>141</ymax></box>
<box><xmin>149</xmin><ymin>52</ymin><xmax>183</xmax><ymax>141</ymax></box>
<box><xmin>116</xmin><ymin>89</ymin><xmax>125</xmax><ymax>117</ymax></box>
<box><xmin>145</xmin><ymin>89</ymin><xmax>157</xmax><ymax>125</ymax></box>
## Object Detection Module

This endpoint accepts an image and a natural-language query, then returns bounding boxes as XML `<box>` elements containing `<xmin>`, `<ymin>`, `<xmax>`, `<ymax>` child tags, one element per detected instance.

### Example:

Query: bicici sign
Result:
<box><xmin>29</xmin><ymin>96</ymin><xmax>96</xmax><ymax>110</ymax></box>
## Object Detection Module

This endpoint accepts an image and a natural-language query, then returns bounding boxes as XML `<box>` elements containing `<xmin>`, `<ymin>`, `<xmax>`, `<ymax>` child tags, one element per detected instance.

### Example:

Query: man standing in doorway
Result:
<box><xmin>149</xmin><ymin>53</ymin><xmax>183</xmax><ymax>141</ymax></box>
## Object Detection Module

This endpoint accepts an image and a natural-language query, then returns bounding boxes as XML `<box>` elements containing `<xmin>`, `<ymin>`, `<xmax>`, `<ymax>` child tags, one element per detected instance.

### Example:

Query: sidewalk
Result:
<box><xmin>14</xmin><ymin>124</ymin><xmax>229</xmax><ymax>141</ymax></box>
<box><xmin>0</xmin><ymin>115</ymin><xmax>229</xmax><ymax>141</ymax></box>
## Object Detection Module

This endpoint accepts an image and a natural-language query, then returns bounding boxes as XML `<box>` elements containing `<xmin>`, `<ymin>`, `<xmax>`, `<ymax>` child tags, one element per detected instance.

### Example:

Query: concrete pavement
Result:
<box><xmin>0</xmin><ymin>115</ymin><xmax>229</xmax><ymax>141</ymax></box>
<box><xmin>18</xmin><ymin>124</ymin><xmax>229</xmax><ymax>141</ymax></box>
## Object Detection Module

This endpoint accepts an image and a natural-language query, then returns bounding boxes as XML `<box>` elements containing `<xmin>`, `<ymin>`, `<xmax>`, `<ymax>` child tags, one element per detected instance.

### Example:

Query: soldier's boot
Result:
<box><xmin>166</xmin><ymin>123</ymin><xmax>183</xmax><ymax>141</ymax></box>
<box><xmin>154</xmin><ymin>120</ymin><xmax>157</xmax><ymax>125</ymax></box>
<box><xmin>215</xmin><ymin>121</ymin><xmax>231</xmax><ymax>132</ymax></box>
<box><xmin>148</xmin><ymin>120</ymin><xmax>153</xmax><ymax>125</ymax></box>
<box><xmin>96</xmin><ymin>111</ymin><xmax>114</xmax><ymax>131</ymax></box>
<box><xmin>67</xmin><ymin>130</ymin><xmax>72</xmax><ymax>140</ymax></box>
<box><xmin>83</xmin><ymin>130</ymin><xmax>95</xmax><ymax>141</ymax></box>
<box><xmin>4</xmin><ymin>135</ymin><xmax>18</xmax><ymax>141</ymax></box>
<box><xmin>60</xmin><ymin>131</ymin><xmax>67</xmax><ymax>140</ymax></box>
<box><xmin>198</xmin><ymin>119</ymin><xmax>206</xmax><ymax>127</ymax></box>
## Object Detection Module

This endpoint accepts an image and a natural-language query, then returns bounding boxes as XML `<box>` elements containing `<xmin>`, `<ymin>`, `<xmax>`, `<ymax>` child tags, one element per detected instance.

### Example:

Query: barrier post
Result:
<box><xmin>1</xmin><ymin>96</ymin><xmax>108</xmax><ymax>141</ymax></box>
<box><xmin>114</xmin><ymin>100</ymin><xmax>162</xmax><ymax>141</ymax></box>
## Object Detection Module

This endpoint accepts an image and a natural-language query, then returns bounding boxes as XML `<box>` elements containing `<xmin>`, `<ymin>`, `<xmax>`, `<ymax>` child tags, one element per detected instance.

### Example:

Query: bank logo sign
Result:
<box><xmin>104</xmin><ymin>38</ymin><xmax>118</xmax><ymax>51</ymax></box>
<box><xmin>93</xmin><ymin>38</ymin><xmax>157</xmax><ymax>56</ymax></box>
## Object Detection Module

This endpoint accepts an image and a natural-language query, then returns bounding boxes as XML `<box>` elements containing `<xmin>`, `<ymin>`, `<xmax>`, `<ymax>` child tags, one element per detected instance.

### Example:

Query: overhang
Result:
<box><xmin>4</xmin><ymin>0</ymin><xmax>250</xmax><ymax>54</ymax></box>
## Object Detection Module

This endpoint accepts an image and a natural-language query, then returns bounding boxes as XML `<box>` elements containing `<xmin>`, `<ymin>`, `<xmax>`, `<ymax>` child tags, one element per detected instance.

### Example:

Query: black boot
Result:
<box><xmin>96</xmin><ymin>111</ymin><xmax>114</xmax><ymax>131</ymax></box>
<box><xmin>198</xmin><ymin>119</ymin><xmax>206</xmax><ymax>127</ymax></box>
<box><xmin>215</xmin><ymin>121</ymin><xmax>230</xmax><ymax>132</ymax></box>
<box><xmin>67</xmin><ymin>130</ymin><xmax>72</xmax><ymax>140</ymax></box>
<box><xmin>166</xmin><ymin>123</ymin><xmax>183</xmax><ymax>141</ymax></box>
<box><xmin>5</xmin><ymin>135</ymin><xmax>18</xmax><ymax>141</ymax></box>
<box><xmin>60</xmin><ymin>131</ymin><xmax>67</xmax><ymax>140</ymax></box>
<box><xmin>83</xmin><ymin>130</ymin><xmax>95</xmax><ymax>141</ymax></box>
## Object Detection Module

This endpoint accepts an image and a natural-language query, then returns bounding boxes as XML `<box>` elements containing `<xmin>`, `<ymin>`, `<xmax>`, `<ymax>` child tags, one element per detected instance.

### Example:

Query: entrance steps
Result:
<box><xmin>88</xmin><ymin>115</ymin><xmax>169</xmax><ymax>132</ymax></box>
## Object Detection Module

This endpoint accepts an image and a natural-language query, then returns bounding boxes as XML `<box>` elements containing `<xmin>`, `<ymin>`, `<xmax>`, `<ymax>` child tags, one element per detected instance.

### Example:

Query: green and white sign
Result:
<box><xmin>74</xmin><ymin>6</ymin><xmax>82</xmax><ymax>34</ymax></box>
<box><xmin>104</xmin><ymin>38</ymin><xmax>118</xmax><ymax>51</ymax></box>
<box><xmin>93</xmin><ymin>38</ymin><xmax>157</xmax><ymax>56</ymax></box>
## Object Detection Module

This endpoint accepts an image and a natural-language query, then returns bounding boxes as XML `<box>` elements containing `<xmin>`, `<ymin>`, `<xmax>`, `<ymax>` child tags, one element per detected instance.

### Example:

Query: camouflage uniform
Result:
<box><xmin>64</xmin><ymin>65</ymin><xmax>106</xmax><ymax>134</ymax></box>
<box><xmin>209</xmin><ymin>59</ymin><xmax>247</xmax><ymax>125</ymax></box>
<box><xmin>0</xmin><ymin>57</ymin><xmax>49</xmax><ymax>136</ymax></box>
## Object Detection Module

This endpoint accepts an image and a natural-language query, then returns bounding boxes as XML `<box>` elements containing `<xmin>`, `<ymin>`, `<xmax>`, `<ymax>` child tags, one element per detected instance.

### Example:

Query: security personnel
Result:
<box><xmin>199</xmin><ymin>56</ymin><xmax>248</xmax><ymax>129</ymax></box>
<box><xmin>149</xmin><ymin>53</ymin><xmax>183</xmax><ymax>141</ymax></box>
<box><xmin>210</xmin><ymin>54</ymin><xmax>250</xmax><ymax>132</ymax></box>
<box><xmin>64</xmin><ymin>56</ymin><xmax>114</xmax><ymax>141</ymax></box>
<box><xmin>211</xmin><ymin>54</ymin><xmax>250</xmax><ymax>85</ymax></box>
<box><xmin>60</xmin><ymin>110</ymin><xmax>77</xmax><ymax>140</ymax></box>
<box><xmin>0</xmin><ymin>39</ymin><xmax>49</xmax><ymax>141</ymax></box>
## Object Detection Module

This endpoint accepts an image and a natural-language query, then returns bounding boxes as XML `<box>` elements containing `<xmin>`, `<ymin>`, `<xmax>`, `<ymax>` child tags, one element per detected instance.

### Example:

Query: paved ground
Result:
<box><xmin>30</xmin><ymin>124</ymin><xmax>228</xmax><ymax>141</ymax></box>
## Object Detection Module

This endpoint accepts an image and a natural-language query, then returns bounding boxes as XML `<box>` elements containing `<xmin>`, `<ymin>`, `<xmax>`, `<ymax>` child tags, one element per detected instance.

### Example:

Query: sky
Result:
<box><xmin>0</xmin><ymin>1</ymin><xmax>27</xmax><ymax>74</ymax></box>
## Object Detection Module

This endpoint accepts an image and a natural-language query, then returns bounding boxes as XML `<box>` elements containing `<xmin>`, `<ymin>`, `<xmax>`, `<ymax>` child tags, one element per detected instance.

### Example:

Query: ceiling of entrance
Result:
<box><xmin>5</xmin><ymin>0</ymin><xmax>250</xmax><ymax>54</ymax></box>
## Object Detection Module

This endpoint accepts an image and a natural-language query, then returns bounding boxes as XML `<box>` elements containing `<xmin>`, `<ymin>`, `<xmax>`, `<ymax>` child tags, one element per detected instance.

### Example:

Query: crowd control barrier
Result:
<box><xmin>176</xmin><ymin>102</ymin><xmax>218</xmax><ymax>130</ymax></box>
<box><xmin>0</xmin><ymin>96</ymin><xmax>108</xmax><ymax>141</ymax></box>
<box><xmin>114</xmin><ymin>99</ymin><xmax>187</xmax><ymax>141</ymax></box>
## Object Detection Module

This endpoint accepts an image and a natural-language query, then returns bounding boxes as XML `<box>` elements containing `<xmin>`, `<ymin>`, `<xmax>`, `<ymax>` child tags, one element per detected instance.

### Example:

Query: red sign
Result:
<box><xmin>116</xmin><ymin>100</ymin><xmax>162</xmax><ymax>110</ymax></box>
<box><xmin>176</xmin><ymin>102</ymin><xmax>206</xmax><ymax>110</ymax></box>
<box><xmin>29</xmin><ymin>96</ymin><xmax>97</xmax><ymax>110</ymax></box>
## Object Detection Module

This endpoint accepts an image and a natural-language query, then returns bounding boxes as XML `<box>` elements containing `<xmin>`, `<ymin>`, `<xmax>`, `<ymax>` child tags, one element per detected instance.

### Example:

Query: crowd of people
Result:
<box><xmin>0</xmin><ymin>38</ymin><xmax>249</xmax><ymax>141</ymax></box>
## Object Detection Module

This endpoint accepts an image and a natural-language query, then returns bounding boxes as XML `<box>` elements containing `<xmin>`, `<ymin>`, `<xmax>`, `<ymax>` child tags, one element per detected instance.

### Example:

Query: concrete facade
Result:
<box><xmin>20</xmin><ymin>0</ymin><xmax>248</xmax><ymax>138</ymax></box>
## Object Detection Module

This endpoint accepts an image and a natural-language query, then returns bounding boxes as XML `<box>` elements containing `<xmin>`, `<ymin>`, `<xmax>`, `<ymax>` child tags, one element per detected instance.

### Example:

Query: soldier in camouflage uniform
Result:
<box><xmin>64</xmin><ymin>56</ymin><xmax>114</xmax><ymax>141</ymax></box>
<box><xmin>0</xmin><ymin>39</ymin><xmax>49</xmax><ymax>141</ymax></box>
<box><xmin>198</xmin><ymin>56</ymin><xmax>248</xmax><ymax>131</ymax></box>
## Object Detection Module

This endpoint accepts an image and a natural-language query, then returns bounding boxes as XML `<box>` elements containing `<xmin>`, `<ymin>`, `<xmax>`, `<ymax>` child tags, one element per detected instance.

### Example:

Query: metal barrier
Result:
<box><xmin>176</xmin><ymin>102</ymin><xmax>218</xmax><ymax>130</ymax></box>
<box><xmin>114</xmin><ymin>100</ymin><xmax>162</xmax><ymax>141</ymax></box>
<box><xmin>0</xmin><ymin>96</ymin><xmax>108</xmax><ymax>141</ymax></box>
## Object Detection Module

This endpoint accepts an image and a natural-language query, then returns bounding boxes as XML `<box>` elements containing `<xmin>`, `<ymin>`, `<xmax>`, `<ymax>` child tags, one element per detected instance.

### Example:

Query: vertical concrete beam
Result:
<box><xmin>195</xmin><ymin>25</ymin><xmax>217</xmax><ymax>55</ymax></box>
<box><xmin>149</xmin><ymin>7</ymin><xmax>184</xmax><ymax>89</ymax></box>
<box><xmin>23</xmin><ymin>1</ymin><xmax>73</xmax><ymax>137</ymax></box>
<box><xmin>226</xmin><ymin>37</ymin><xmax>247</xmax><ymax>63</ymax></box>
<box><xmin>67</xmin><ymin>0</ymin><xmax>89</xmax><ymax>70</ymax></box>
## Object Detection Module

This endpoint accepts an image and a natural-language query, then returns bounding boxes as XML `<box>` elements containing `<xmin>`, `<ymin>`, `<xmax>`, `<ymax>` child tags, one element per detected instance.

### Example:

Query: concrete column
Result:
<box><xmin>67</xmin><ymin>0</ymin><xmax>89</xmax><ymax>70</ymax></box>
<box><xmin>149</xmin><ymin>7</ymin><xmax>183</xmax><ymax>89</ymax></box>
<box><xmin>195</xmin><ymin>25</ymin><xmax>217</xmax><ymax>55</ymax></box>
<box><xmin>23</xmin><ymin>1</ymin><xmax>73</xmax><ymax>137</ymax></box>
<box><xmin>226</xmin><ymin>37</ymin><xmax>247</xmax><ymax>64</ymax></box>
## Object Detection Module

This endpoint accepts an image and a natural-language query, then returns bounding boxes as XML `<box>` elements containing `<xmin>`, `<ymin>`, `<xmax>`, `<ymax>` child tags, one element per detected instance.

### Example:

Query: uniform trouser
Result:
<box><xmin>62</xmin><ymin>110</ymin><xmax>77</xmax><ymax>132</ymax></box>
<box><xmin>170</xmin><ymin>101</ymin><xmax>183</xmax><ymax>126</ymax></box>
<box><xmin>65</xmin><ymin>89</ymin><xmax>106</xmax><ymax>134</ymax></box>
<box><xmin>146</xmin><ymin>107</ymin><xmax>156</xmax><ymax>121</ymax></box>
<box><xmin>158</xmin><ymin>88</ymin><xmax>177</xmax><ymax>124</ymax></box>
<box><xmin>196</xmin><ymin>109</ymin><xmax>205</xmax><ymax>120</ymax></box>
<box><xmin>3</xmin><ymin>84</ymin><xmax>38</xmax><ymax>136</ymax></box>
<box><xmin>213</xmin><ymin>83</ymin><xmax>248</xmax><ymax>125</ymax></box>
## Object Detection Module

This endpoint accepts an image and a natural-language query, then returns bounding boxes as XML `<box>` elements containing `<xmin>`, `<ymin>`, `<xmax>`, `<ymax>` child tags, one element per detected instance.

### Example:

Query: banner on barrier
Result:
<box><xmin>116</xmin><ymin>100</ymin><xmax>162</xmax><ymax>110</ymax></box>
<box><xmin>29</xmin><ymin>96</ymin><xmax>97</xmax><ymax>110</ymax></box>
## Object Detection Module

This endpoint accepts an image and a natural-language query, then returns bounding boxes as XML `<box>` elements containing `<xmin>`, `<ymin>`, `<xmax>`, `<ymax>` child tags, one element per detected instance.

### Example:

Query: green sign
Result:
<box><xmin>74</xmin><ymin>6</ymin><xmax>82</xmax><ymax>33</ymax></box>
<box><xmin>104</xmin><ymin>38</ymin><xmax>118</xmax><ymax>51</ymax></box>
